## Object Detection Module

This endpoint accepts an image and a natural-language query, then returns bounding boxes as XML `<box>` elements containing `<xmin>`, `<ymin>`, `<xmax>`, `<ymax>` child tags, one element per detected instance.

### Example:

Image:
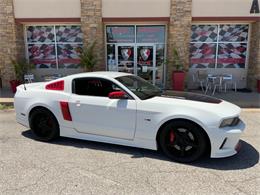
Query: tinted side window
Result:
<box><xmin>73</xmin><ymin>78</ymin><xmax>122</xmax><ymax>97</ymax></box>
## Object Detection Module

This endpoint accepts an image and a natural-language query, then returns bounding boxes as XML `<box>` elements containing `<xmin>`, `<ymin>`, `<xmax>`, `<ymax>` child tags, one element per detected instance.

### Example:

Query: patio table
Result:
<box><xmin>205</xmin><ymin>74</ymin><xmax>233</xmax><ymax>95</ymax></box>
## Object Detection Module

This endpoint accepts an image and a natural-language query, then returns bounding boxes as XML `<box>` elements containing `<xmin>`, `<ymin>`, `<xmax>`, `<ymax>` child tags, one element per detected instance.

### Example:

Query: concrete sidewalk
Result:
<box><xmin>189</xmin><ymin>90</ymin><xmax>260</xmax><ymax>108</ymax></box>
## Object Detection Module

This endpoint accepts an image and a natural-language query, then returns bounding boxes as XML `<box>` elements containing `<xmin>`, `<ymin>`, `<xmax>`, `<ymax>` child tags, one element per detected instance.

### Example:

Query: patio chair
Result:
<box><xmin>205</xmin><ymin>76</ymin><xmax>223</xmax><ymax>96</ymax></box>
<box><xmin>222</xmin><ymin>74</ymin><xmax>237</xmax><ymax>92</ymax></box>
<box><xmin>193</xmin><ymin>70</ymin><xmax>208</xmax><ymax>92</ymax></box>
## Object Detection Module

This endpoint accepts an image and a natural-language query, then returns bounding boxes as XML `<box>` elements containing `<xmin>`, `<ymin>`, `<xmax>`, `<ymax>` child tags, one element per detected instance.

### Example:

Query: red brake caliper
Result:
<box><xmin>170</xmin><ymin>130</ymin><xmax>175</xmax><ymax>143</ymax></box>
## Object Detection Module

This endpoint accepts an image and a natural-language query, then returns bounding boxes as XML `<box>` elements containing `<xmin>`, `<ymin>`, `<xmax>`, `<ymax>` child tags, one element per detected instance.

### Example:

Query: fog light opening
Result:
<box><xmin>219</xmin><ymin>138</ymin><xmax>227</xmax><ymax>149</ymax></box>
<box><xmin>235</xmin><ymin>141</ymin><xmax>242</xmax><ymax>152</ymax></box>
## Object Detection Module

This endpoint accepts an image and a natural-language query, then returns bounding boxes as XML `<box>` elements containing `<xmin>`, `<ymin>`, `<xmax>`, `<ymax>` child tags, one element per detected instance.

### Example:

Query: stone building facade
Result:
<box><xmin>0</xmin><ymin>0</ymin><xmax>259</xmax><ymax>91</ymax></box>
<box><xmin>80</xmin><ymin>0</ymin><xmax>104</xmax><ymax>71</ymax></box>
<box><xmin>248</xmin><ymin>21</ymin><xmax>260</xmax><ymax>89</ymax></box>
<box><xmin>0</xmin><ymin>0</ymin><xmax>22</xmax><ymax>88</ymax></box>
<box><xmin>167</xmin><ymin>0</ymin><xmax>192</xmax><ymax>87</ymax></box>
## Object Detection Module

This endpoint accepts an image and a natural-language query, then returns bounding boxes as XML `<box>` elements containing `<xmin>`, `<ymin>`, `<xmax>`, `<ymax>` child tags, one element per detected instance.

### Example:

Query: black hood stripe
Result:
<box><xmin>161</xmin><ymin>91</ymin><xmax>222</xmax><ymax>104</ymax></box>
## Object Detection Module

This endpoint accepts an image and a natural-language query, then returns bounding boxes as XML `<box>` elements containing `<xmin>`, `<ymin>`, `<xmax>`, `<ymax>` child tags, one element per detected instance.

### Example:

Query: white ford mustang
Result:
<box><xmin>14</xmin><ymin>72</ymin><xmax>245</xmax><ymax>162</ymax></box>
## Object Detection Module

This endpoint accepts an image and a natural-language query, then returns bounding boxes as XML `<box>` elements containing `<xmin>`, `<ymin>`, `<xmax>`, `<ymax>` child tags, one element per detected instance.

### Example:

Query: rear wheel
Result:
<box><xmin>159</xmin><ymin>120</ymin><xmax>207</xmax><ymax>163</ymax></box>
<box><xmin>29</xmin><ymin>108</ymin><xmax>59</xmax><ymax>141</ymax></box>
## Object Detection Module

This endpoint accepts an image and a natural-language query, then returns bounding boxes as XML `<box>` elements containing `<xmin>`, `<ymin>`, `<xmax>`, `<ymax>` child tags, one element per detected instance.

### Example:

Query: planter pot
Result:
<box><xmin>172</xmin><ymin>71</ymin><xmax>185</xmax><ymax>91</ymax></box>
<box><xmin>9</xmin><ymin>80</ymin><xmax>21</xmax><ymax>93</ymax></box>
<box><xmin>257</xmin><ymin>79</ymin><xmax>260</xmax><ymax>93</ymax></box>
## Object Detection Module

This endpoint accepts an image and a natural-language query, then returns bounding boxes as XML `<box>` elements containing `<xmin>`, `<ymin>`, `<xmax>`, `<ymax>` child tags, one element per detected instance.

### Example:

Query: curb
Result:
<box><xmin>241</xmin><ymin>108</ymin><xmax>260</xmax><ymax>112</ymax></box>
<box><xmin>0</xmin><ymin>102</ymin><xmax>13</xmax><ymax>106</ymax></box>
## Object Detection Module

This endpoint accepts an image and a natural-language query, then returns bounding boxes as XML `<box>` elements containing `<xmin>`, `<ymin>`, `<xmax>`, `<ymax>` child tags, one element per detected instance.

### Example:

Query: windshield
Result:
<box><xmin>116</xmin><ymin>75</ymin><xmax>161</xmax><ymax>100</ymax></box>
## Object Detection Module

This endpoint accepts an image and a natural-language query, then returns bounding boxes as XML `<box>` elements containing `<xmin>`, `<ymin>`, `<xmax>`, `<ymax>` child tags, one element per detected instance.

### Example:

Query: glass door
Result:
<box><xmin>114</xmin><ymin>44</ymin><xmax>157</xmax><ymax>84</ymax></box>
<box><xmin>136</xmin><ymin>45</ymin><xmax>156</xmax><ymax>84</ymax></box>
<box><xmin>116</xmin><ymin>45</ymin><xmax>135</xmax><ymax>74</ymax></box>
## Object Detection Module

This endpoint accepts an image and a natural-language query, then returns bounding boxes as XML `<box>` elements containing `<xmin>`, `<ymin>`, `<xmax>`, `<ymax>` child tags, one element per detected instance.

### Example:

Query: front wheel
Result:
<box><xmin>159</xmin><ymin>120</ymin><xmax>207</xmax><ymax>163</ymax></box>
<box><xmin>29</xmin><ymin>108</ymin><xmax>60</xmax><ymax>141</ymax></box>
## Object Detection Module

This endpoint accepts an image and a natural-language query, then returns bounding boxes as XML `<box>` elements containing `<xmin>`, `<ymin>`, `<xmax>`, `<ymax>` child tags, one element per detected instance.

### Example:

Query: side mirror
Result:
<box><xmin>108</xmin><ymin>91</ymin><xmax>128</xmax><ymax>99</ymax></box>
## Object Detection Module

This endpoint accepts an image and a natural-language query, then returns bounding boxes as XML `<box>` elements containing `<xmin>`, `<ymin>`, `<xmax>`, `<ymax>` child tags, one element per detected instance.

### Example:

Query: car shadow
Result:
<box><xmin>21</xmin><ymin>130</ymin><xmax>259</xmax><ymax>170</ymax></box>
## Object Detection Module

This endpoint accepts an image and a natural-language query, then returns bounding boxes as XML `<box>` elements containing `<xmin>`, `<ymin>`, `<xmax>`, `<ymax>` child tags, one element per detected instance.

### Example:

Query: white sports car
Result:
<box><xmin>14</xmin><ymin>72</ymin><xmax>245</xmax><ymax>162</ymax></box>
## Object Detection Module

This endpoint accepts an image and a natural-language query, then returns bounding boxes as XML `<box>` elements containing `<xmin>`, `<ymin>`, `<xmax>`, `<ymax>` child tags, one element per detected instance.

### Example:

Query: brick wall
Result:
<box><xmin>0</xmin><ymin>0</ymin><xmax>24</xmax><ymax>88</ymax></box>
<box><xmin>80</xmin><ymin>0</ymin><xmax>105</xmax><ymax>71</ymax></box>
<box><xmin>166</xmin><ymin>0</ymin><xmax>192</xmax><ymax>89</ymax></box>
<box><xmin>248</xmin><ymin>21</ymin><xmax>260</xmax><ymax>90</ymax></box>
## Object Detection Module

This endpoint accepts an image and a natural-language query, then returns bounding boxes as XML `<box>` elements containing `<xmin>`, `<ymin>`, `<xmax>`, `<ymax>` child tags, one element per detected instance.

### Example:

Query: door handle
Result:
<box><xmin>75</xmin><ymin>100</ymin><xmax>81</xmax><ymax>107</ymax></box>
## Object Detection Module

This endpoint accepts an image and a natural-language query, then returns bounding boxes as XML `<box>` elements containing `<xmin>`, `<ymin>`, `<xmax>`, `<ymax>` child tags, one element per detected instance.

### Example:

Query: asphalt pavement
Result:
<box><xmin>0</xmin><ymin>109</ymin><xmax>259</xmax><ymax>195</ymax></box>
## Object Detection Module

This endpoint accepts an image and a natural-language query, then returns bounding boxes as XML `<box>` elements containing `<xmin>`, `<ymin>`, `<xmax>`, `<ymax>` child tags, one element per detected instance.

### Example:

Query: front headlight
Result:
<box><xmin>220</xmin><ymin>117</ymin><xmax>240</xmax><ymax>128</ymax></box>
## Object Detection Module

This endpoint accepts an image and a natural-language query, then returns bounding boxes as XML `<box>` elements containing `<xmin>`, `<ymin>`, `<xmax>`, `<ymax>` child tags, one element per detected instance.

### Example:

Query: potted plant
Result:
<box><xmin>79</xmin><ymin>41</ymin><xmax>97</xmax><ymax>72</ymax></box>
<box><xmin>10</xmin><ymin>58</ymin><xmax>34</xmax><ymax>93</ymax></box>
<box><xmin>171</xmin><ymin>48</ymin><xmax>185</xmax><ymax>91</ymax></box>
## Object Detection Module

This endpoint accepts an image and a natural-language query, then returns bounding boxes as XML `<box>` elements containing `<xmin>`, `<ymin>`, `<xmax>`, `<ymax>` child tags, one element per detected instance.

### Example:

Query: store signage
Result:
<box><xmin>121</xmin><ymin>48</ymin><xmax>132</xmax><ymax>60</ymax></box>
<box><xmin>106</xmin><ymin>26</ymin><xmax>135</xmax><ymax>43</ymax></box>
<box><xmin>138</xmin><ymin>46</ymin><xmax>153</xmax><ymax>66</ymax></box>
<box><xmin>137</xmin><ymin>26</ymin><xmax>165</xmax><ymax>43</ymax></box>
<box><xmin>140</xmin><ymin>48</ymin><xmax>150</xmax><ymax>61</ymax></box>
<box><xmin>250</xmin><ymin>0</ymin><xmax>260</xmax><ymax>13</ymax></box>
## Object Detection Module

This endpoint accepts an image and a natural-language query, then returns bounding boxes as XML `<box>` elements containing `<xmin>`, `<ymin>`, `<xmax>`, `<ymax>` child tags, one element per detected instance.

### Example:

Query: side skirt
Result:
<box><xmin>60</xmin><ymin>126</ymin><xmax>157</xmax><ymax>151</ymax></box>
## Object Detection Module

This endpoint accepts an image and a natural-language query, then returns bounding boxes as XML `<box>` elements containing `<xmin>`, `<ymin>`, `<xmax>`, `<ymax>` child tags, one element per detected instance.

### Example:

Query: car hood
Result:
<box><xmin>144</xmin><ymin>91</ymin><xmax>241</xmax><ymax>119</ymax></box>
<box><xmin>161</xmin><ymin>91</ymin><xmax>222</xmax><ymax>104</ymax></box>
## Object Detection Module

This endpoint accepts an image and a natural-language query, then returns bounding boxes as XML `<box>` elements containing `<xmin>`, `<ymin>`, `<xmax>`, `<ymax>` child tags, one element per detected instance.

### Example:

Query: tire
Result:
<box><xmin>29</xmin><ymin>108</ymin><xmax>60</xmax><ymax>141</ymax></box>
<box><xmin>159</xmin><ymin>120</ymin><xmax>207</xmax><ymax>163</ymax></box>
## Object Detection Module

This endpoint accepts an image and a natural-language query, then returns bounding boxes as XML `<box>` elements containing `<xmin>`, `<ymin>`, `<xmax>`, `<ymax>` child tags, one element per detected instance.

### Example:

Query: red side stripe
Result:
<box><xmin>60</xmin><ymin>101</ymin><xmax>72</xmax><ymax>121</ymax></box>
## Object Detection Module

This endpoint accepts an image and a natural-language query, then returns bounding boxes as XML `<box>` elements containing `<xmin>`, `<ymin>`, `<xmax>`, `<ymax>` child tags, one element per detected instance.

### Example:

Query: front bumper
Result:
<box><xmin>208</xmin><ymin>120</ymin><xmax>246</xmax><ymax>158</ymax></box>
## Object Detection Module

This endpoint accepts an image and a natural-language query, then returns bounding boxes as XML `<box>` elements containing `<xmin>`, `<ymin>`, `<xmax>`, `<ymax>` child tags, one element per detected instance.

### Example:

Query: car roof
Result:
<box><xmin>66</xmin><ymin>71</ymin><xmax>132</xmax><ymax>79</ymax></box>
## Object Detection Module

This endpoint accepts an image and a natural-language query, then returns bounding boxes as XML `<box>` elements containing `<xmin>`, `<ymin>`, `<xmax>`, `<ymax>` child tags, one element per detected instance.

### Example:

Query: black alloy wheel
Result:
<box><xmin>159</xmin><ymin>120</ymin><xmax>207</xmax><ymax>163</ymax></box>
<box><xmin>29</xmin><ymin>108</ymin><xmax>60</xmax><ymax>141</ymax></box>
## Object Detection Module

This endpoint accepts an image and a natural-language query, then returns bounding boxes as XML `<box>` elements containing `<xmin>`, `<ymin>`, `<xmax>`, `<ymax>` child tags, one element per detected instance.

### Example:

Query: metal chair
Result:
<box><xmin>193</xmin><ymin>70</ymin><xmax>208</xmax><ymax>92</ymax></box>
<box><xmin>222</xmin><ymin>74</ymin><xmax>237</xmax><ymax>92</ymax></box>
<box><xmin>205</xmin><ymin>76</ymin><xmax>223</xmax><ymax>95</ymax></box>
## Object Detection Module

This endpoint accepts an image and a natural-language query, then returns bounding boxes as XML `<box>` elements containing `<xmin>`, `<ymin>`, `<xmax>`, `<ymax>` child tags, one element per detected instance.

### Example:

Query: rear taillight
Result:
<box><xmin>60</xmin><ymin>101</ymin><xmax>72</xmax><ymax>121</ymax></box>
<box><xmin>46</xmin><ymin>80</ymin><xmax>64</xmax><ymax>91</ymax></box>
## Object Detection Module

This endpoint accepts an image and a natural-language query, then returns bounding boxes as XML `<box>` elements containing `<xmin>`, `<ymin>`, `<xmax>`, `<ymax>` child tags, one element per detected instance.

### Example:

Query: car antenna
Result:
<box><xmin>23</xmin><ymin>79</ymin><xmax>27</xmax><ymax>90</ymax></box>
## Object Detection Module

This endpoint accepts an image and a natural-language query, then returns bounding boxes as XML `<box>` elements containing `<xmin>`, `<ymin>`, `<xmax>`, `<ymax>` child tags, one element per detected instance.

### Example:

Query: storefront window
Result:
<box><xmin>190</xmin><ymin>24</ymin><xmax>249</xmax><ymax>69</ymax></box>
<box><xmin>190</xmin><ymin>43</ymin><xmax>217</xmax><ymax>68</ymax></box>
<box><xmin>26</xmin><ymin>25</ymin><xmax>83</xmax><ymax>69</ymax></box>
<box><xmin>107</xmin><ymin>44</ymin><xmax>116</xmax><ymax>71</ymax></box>
<box><xmin>155</xmin><ymin>44</ymin><xmax>165</xmax><ymax>86</ymax></box>
<box><xmin>218</xmin><ymin>25</ymin><xmax>248</xmax><ymax>42</ymax></box>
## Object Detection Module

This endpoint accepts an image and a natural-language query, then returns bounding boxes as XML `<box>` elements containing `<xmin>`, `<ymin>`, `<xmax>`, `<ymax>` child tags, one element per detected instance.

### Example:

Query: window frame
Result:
<box><xmin>104</xmin><ymin>24</ymin><xmax>168</xmax><ymax>87</ymax></box>
<box><xmin>71</xmin><ymin>77</ymin><xmax>134</xmax><ymax>99</ymax></box>
<box><xmin>190</xmin><ymin>23</ymin><xmax>251</xmax><ymax>69</ymax></box>
<box><xmin>24</xmin><ymin>24</ymin><xmax>83</xmax><ymax>70</ymax></box>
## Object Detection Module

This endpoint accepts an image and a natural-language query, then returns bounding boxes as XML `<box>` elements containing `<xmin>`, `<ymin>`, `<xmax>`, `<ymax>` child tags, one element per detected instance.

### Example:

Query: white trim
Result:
<box><xmin>215</xmin><ymin>24</ymin><xmax>220</xmax><ymax>68</ymax></box>
<box><xmin>245</xmin><ymin>23</ymin><xmax>251</xmax><ymax>70</ymax></box>
<box><xmin>53</xmin><ymin>25</ymin><xmax>58</xmax><ymax>69</ymax></box>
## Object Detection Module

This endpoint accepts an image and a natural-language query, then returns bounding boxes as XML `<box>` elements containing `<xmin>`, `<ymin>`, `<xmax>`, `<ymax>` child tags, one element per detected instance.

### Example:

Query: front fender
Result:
<box><xmin>156</xmin><ymin>114</ymin><xmax>210</xmax><ymax>135</ymax></box>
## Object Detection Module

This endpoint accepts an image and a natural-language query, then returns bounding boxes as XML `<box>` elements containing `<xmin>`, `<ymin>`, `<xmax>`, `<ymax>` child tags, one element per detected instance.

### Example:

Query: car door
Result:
<box><xmin>69</xmin><ymin>77</ymin><xmax>137</xmax><ymax>140</ymax></box>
